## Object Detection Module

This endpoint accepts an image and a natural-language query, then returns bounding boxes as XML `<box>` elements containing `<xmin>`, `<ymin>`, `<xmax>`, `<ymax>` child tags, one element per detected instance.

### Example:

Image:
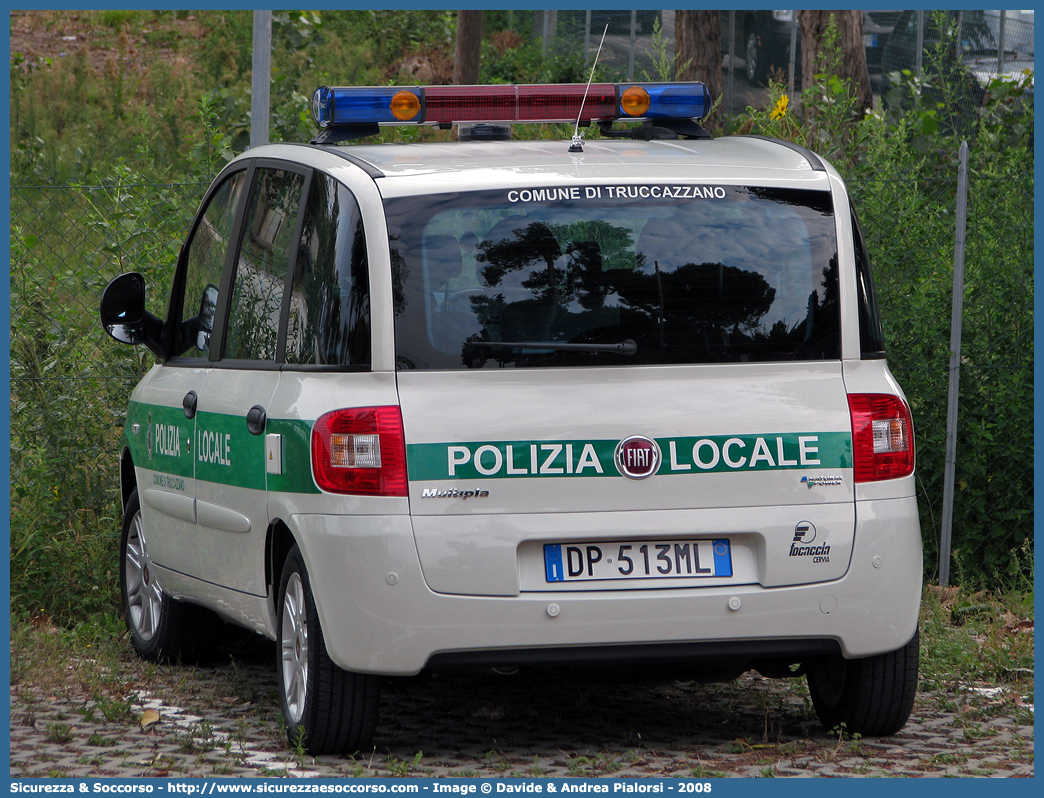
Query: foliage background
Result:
<box><xmin>9</xmin><ymin>10</ymin><xmax>1033</xmax><ymax>626</ymax></box>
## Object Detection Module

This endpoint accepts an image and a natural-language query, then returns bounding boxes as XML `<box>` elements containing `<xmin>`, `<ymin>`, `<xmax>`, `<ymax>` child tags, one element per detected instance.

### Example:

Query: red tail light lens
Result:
<box><xmin>848</xmin><ymin>394</ymin><xmax>915</xmax><ymax>483</ymax></box>
<box><xmin>311</xmin><ymin>407</ymin><xmax>408</xmax><ymax>496</ymax></box>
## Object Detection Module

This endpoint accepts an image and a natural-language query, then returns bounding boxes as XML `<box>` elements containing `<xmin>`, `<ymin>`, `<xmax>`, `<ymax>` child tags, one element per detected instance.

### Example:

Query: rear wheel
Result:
<box><xmin>120</xmin><ymin>488</ymin><xmax>221</xmax><ymax>663</ymax></box>
<box><xmin>806</xmin><ymin>629</ymin><xmax>919</xmax><ymax>736</ymax></box>
<box><xmin>277</xmin><ymin>546</ymin><xmax>380</xmax><ymax>755</ymax></box>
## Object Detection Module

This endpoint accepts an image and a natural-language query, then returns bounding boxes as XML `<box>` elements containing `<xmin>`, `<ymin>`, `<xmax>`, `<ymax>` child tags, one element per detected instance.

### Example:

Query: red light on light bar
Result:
<box><xmin>423</xmin><ymin>84</ymin><xmax>620</xmax><ymax>125</ymax></box>
<box><xmin>425</xmin><ymin>85</ymin><xmax>517</xmax><ymax>123</ymax></box>
<box><xmin>518</xmin><ymin>84</ymin><xmax>617</xmax><ymax>122</ymax></box>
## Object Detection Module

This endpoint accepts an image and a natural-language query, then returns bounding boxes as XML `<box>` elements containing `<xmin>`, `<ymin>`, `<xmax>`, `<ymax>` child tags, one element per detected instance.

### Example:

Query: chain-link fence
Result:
<box><xmin>10</xmin><ymin>158</ymin><xmax>1032</xmax><ymax>624</ymax></box>
<box><xmin>850</xmin><ymin>168</ymin><xmax>1034</xmax><ymax>588</ymax></box>
<box><xmin>10</xmin><ymin>180</ymin><xmax>207</xmax><ymax>621</ymax></box>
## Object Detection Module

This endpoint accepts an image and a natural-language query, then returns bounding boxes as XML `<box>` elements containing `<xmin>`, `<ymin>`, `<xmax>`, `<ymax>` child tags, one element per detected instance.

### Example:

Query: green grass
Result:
<box><xmin>44</xmin><ymin>722</ymin><xmax>73</xmax><ymax>744</ymax></box>
<box><xmin>688</xmin><ymin>764</ymin><xmax>727</xmax><ymax>778</ymax></box>
<box><xmin>919</xmin><ymin>585</ymin><xmax>1035</xmax><ymax>688</ymax></box>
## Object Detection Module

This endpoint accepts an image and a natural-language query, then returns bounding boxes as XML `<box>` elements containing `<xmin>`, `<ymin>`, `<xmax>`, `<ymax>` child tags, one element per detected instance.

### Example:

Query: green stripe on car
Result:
<box><xmin>405</xmin><ymin>432</ymin><xmax>852</xmax><ymax>481</ymax></box>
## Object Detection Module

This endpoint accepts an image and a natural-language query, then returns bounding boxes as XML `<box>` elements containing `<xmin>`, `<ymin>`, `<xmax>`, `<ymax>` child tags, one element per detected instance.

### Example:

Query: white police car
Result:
<box><xmin>100</xmin><ymin>81</ymin><xmax>922</xmax><ymax>754</ymax></box>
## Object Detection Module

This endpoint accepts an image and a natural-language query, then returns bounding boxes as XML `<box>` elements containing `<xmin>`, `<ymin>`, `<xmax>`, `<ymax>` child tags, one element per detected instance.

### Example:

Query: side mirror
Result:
<box><xmin>100</xmin><ymin>272</ymin><xmax>166</xmax><ymax>358</ymax></box>
<box><xmin>100</xmin><ymin>272</ymin><xmax>146</xmax><ymax>343</ymax></box>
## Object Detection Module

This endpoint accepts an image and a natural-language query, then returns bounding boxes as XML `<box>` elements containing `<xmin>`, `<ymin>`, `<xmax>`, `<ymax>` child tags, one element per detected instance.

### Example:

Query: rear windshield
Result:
<box><xmin>386</xmin><ymin>185</ymin><xmax>839</xmax><ymax>370</ymax></box>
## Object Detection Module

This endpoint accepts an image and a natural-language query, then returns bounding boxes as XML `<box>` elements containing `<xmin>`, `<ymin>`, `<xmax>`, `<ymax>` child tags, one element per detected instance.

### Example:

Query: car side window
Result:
<box><xmin>284</xmin><ymin>173</ymin><xmax>371</xmax><ymax>367</ymax></box>
<box><xmin>224</xmin><ymin>167</ymin><xmax>307</xmax><ymax>362</ymax></box>
<box><xmin>852</xmin><ymin>210</ymin><xmax>885</xmax><ymax>358</ymax></box>
<box><xmin>176</xmin><ymin>170</ymin><xmax>246</xmax><ymax>358</ymax></box>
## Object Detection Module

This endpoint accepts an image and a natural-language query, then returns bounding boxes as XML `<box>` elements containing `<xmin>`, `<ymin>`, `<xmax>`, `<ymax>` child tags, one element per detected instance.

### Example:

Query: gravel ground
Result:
<box><xmin>9</xmin><ymin>633</ymin><xmax>1034</xmax><ymax>779</ymax></box>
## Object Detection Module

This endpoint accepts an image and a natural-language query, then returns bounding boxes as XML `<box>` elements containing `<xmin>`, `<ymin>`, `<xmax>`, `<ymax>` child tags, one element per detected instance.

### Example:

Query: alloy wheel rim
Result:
<box><xmin>280</xmin><ymin>572</ymin><xmax>309</xmax><ymax>724</ymax></box>
<box><xmin>125</xmin><ymin>511</ymin><xmax>162</xmax><ymax>642</ymax></box>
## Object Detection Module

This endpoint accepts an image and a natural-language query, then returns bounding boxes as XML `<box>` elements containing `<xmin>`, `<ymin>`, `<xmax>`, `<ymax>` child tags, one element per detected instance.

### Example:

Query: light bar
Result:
<box><xmin>311</xmin><ymin>82</ymin><xmax>710</xmax><ymax>129</ymax></box>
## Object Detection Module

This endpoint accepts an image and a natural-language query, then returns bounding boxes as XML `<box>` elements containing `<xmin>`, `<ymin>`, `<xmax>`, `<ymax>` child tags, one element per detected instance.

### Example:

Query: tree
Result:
<box><xmin>798</xmin><ymin>10</ymin><xmax>873</xmax><ymax>118</ymax></box>
<box><xmin>454</xmin><ymin>10</ymin><xmax>484</xmax><ymax>84</ymax></box>
<box><xmin>675</xmin><ymin>9</ymin><xmax>723</xmax><ymax>121</ymax></box>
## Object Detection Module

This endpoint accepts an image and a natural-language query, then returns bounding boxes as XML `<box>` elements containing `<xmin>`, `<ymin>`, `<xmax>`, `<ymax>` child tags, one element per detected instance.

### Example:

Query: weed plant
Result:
<box><xmin>10</xmin><ymin>96</ymin><xmax>217</xmax><ymax>624</ymax></box>
<box><xmin>743</xmin><ymin>15</ymin><xmax>1033</xmax><ymax>588</ymax></box>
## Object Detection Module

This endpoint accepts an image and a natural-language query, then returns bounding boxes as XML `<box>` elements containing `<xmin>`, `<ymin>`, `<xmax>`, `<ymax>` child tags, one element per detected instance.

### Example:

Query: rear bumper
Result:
<box><xmin>294</xmin><ymin>496</ymin><xmax>922</xmax><ymax>675</ymax></box>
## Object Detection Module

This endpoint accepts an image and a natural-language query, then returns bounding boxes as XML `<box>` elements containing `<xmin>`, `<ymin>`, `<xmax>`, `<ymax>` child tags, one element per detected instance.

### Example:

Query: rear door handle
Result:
<box><xmin>183</xmin><ymin>390</ymin><xmax>198</xmax><ymax>419</ymax></box>
<box><xmin>246</xmin><ymin>405</ymin><xmax>267</xmax><ymax>436</ymax></box>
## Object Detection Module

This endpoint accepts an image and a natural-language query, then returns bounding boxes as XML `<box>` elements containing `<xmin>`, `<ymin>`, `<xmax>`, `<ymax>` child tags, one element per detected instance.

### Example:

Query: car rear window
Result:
<box><xmin>386</xmin><ymin>185</ymin><xmax>839</xmax><ymax>370</ymax></box>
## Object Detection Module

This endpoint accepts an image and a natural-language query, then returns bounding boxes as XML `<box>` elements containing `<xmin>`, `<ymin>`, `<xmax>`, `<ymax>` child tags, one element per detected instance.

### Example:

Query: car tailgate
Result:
<box><xmin>397</xmin><ymin>363</ymin><xmax>855</xmax><ymax>595</ymax></box>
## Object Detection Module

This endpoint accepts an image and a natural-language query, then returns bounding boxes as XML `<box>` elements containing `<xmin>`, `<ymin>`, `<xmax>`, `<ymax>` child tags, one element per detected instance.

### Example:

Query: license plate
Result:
<box><xmin>544</xmin><ymin>539</ymin><xmax>732</xmax><ymax>583</ymax></box>
<box><xmin>864</xmin><ymin>33</ymin><xmax>878</xmax><ymax>48</ymax></box>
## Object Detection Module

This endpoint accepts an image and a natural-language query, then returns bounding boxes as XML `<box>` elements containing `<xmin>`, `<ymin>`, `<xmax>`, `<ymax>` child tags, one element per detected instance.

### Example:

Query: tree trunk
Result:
<box><xmin>454</xmin><ymin>10</ymin><xmax>484</xmax><ymax>85</ymax></box>
<box><xmin>798</xmin><ymin>10</ymin><xmax>873</xmax><ymax>117</ymax></box>
<box><xmin>675</xmin><ymin>10</ymin><xmax>722</xmax><ymax>125</ymax></box>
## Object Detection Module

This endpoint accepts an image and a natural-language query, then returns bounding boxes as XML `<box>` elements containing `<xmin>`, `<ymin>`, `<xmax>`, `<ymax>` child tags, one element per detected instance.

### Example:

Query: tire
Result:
<box><xmin>745</xmin><ymin>30</ymin><xmax>769</xmax><ymax>86</ymax></box>
<box><xmin>806</xmin><ymin>628</ymin><xmax>919</xmax><ymax>737</ymax></box>
<box><xmin>277</xmin><ymin>545</ymin><xmax>380</xmax><ymax>755</ymax></box>
<box><xmin>120</xmin><ymin>488</ymin><xmax>222</xmax><ymax>663</ymax></box>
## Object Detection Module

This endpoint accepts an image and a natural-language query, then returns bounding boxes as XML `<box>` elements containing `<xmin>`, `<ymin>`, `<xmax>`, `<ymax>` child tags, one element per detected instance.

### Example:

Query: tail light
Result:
<box><xmin>311</xmin><ymin>407</ymin><xmax>408</xmax><ymax>496</ymax></box>
<box><xmin>848</xmin><ymin>394</ymin><xmax>915</xmax><ymax>483</ymax></box>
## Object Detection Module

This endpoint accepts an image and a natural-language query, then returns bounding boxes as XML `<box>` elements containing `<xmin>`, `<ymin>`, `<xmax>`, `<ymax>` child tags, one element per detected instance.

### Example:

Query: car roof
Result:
<box><xmin>240</xmin><ymin>136</ymin><xmax>835</xmax><ymax>195</ymax></box>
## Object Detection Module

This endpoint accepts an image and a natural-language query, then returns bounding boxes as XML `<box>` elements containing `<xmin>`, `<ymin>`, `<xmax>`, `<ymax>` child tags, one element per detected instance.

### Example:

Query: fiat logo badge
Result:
<box><xmin>614</xmin><ymin>436</ymin><xmax>662</xmax><ymax>480</ymax></box>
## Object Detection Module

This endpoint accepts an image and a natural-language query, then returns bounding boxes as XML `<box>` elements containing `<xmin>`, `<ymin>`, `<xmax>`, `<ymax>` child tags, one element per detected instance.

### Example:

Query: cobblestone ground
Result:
<box><xmin>10</xmin><ymin>635</ymin><xmax>1034</xmax><ymax>779</ymax></box>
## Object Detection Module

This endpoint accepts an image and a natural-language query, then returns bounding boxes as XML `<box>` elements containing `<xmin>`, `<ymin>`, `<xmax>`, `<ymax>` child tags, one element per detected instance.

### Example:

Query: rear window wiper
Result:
<box><xmin>469</xmin><ymin>339</ymin><xmax>638</xmax><ymax>355</ymax></box>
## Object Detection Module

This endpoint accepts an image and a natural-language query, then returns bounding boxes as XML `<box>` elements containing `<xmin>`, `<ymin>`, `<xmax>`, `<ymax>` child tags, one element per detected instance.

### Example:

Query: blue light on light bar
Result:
<box><xmin>312</xmin><ymin>86</ymin><xmax>423</xmax><ymax>128</ymax></box>
<box><xmin>624</xmin><ymin>83</ymin><xmax>711</xmax><ymax>120</ymax></box>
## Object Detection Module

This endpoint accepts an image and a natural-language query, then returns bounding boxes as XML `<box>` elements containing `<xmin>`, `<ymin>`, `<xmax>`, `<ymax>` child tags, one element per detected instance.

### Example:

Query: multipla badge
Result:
<box><xmin>614</xmin><ymin>436</ymin><xmax>662</xmax><ymax>479</ymax></box>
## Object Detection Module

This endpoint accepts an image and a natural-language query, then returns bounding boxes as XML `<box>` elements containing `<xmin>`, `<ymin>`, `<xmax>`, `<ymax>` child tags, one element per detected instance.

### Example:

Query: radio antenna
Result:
<box><xmin>570</xmin><ymin>21</ymin><xmax>610</xmax><ymax>153</ymax></box>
